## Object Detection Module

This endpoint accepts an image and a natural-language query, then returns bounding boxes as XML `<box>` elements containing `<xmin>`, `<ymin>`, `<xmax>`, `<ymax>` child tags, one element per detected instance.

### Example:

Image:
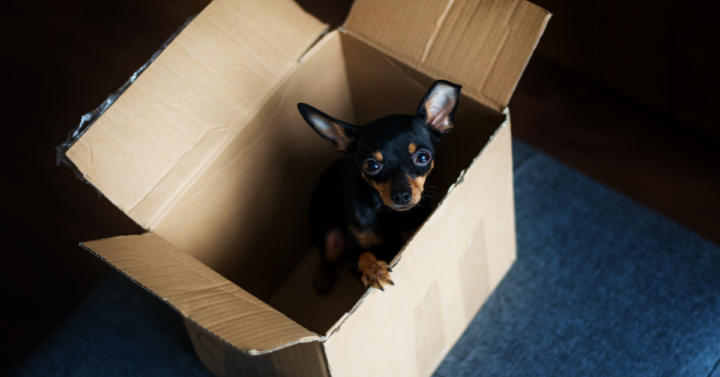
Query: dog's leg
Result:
<box><xmin>358</xmin><ymin>252</ymin><xmax>394</xmax><ymax>290</ymax></box>
<box><xmin>324</xmin><ymin>228</ymin><xmax>346</xmax><ymax>262</ymax></box>
<box><xmin>314</xmin><ymin>228</ymin><xmax>345</xmax><ymax>294</ymax></box>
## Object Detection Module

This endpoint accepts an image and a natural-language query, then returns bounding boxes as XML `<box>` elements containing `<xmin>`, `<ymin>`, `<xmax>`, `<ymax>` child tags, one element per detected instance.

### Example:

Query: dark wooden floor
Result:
<box><xmin>511</xmin><ymin>58</ymin><xmax>720</xmax><ymax>244</ymax></box>
<box><xmin>0</xmin><ymin>0</ymin><xmax>717</xmax><ymax>374</ymax></box>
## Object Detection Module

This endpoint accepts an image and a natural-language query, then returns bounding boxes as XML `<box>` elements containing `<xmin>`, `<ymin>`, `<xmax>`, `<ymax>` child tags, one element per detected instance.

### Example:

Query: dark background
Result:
<box><xmin>1</xmin><ymin>0</ymin><xmax>718</xmax><ymax>373</ymax></box>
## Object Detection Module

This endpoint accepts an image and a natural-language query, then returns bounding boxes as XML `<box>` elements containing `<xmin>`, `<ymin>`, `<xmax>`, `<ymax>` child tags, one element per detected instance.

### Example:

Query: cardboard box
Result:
<box><xmin>61</xmin><ymin>0</ymin><xmax>549</xmax><ymax>375</ymax></box>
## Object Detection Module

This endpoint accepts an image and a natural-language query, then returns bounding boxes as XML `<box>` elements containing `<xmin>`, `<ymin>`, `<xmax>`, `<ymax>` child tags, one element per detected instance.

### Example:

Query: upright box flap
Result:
<box><xmin>82</xmin><ymin>233</ymin><xmax>320</xmax><ymax>353</ymax></box>
<box><xmin>66</xmin><ymin>0</ymin><xmax>326</xmax><ymax>228</ymax></box>
<box><xmin>344</xmin><ymin>0</ymin><xmax>549</xmax><ymax>111</ymax></box>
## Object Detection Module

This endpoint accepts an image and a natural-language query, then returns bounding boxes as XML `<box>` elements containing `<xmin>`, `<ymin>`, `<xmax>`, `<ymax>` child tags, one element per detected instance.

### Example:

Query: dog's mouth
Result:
<box><xmin>391</xmin><ymin>203</ymin><xmax>416</xmax><ymax>212</ymax></box>
<box><xmin>376</xmin><ymin>194</ymin><xmax>419</xmax><ymax>212</ymax></box>
<box><xmin>379</xmin><ymin>187</ymin><xmax>424</xmax><ymax>212</ymax></box>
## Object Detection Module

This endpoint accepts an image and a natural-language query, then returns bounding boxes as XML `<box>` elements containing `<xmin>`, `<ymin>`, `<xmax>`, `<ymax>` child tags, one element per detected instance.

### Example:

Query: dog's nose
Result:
<box><xmin>391</xmin><ymin>189</ymin><xmax>412</xmax><ymax>205</ymax></box>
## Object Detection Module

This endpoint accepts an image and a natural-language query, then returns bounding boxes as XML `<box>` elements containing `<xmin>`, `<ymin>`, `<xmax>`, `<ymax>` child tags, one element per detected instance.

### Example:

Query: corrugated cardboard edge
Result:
<box><xmin>55</xmin><ymin>15</ymin><xmax>196</xmax><ymax>186</ymax></box>
<box><xmin>439</xmin><ymin>109</ymin><xmax>511</xmax><ymax>201</ymax></box>
<box><xmin>503</xmin><ymin>13</ymin><xmax>552</xmax><ymax>109</ymax></box>
<box><xmin>80</xmin><ymin>237</ymin><xmax>328</xmax><ymax>356</ymax></box>
<box><xmin>322</xmin><ymin>109</ymin><xmax>510</xmax><ymax>343</ymax></box>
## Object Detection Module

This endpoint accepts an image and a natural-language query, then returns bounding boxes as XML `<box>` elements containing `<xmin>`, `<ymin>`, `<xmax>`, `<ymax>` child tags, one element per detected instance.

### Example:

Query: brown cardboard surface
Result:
<box><xmin>81</xmin><ymin>233</ymin><xmax>320</xmax><ymax>353</ymax></box>
<box><xmin>66</xmin><ymin>0</ymin><xmax>326</xmax><ymax>228</ymax></box>
<box><xmin>344</xmin><ymin>0</ymin><xmax>550</xmax><ymax>111</ymax></box>
<box><xmin>324</xmin><ymin>121</ymin><xmax>516</xmax><ymax>377</ymax></box>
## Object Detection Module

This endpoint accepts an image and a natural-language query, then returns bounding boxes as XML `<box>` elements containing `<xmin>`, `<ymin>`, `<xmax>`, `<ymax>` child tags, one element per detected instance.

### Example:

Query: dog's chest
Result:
<box><xmin>355</xmin><ymin>207</ymin><xmax>420</xmax><ymax>243</ymax></box>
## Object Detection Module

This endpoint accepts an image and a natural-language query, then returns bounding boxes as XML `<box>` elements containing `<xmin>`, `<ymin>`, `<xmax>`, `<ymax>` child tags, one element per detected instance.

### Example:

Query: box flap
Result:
<box><xmin>82</xmin><ymin>233</ymin><xmax>320</xmax><ymax>353</ymax></box>
<box><xmin>65</xmin><ymin>0</ymin><xmax>326</xmax><ymax>229</ymax></box>
<box><xmin>343</xmin><ymin>0</ymin><xmax>550</xmax><ymax>111</ymax></box>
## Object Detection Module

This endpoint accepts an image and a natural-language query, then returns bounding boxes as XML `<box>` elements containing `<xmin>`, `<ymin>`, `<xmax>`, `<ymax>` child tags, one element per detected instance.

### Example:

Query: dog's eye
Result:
<box><xmin>415</xmin><ymin>150</ymin><xmax>432</xmax><ymax>165</ymax></box>
<box><xmin>363</xmin><ymin>159</ymin><xmax>382</xmax><ymax>174</ymax></box>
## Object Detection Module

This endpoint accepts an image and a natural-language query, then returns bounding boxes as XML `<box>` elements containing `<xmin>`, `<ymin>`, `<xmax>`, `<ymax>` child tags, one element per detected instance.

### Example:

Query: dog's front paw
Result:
<box><xmin>358</xmin><ymin>252</ymin><xmax>394</xmax><ymax>291</ymax></box>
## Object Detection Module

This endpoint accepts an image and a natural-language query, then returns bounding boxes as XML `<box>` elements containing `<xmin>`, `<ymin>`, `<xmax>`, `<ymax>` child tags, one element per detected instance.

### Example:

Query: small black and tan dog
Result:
<box><xmin>298</xmin><ymin>80</ymin><xmax>461</xmax><ymax>293</ymax></box>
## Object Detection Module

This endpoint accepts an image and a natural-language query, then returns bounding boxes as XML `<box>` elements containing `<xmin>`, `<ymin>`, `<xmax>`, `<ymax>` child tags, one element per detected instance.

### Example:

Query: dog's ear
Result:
<box><xmin>417</xmin><ymin>80</ymin><xmax>461</xmax><ymax>139</ymax></box>
<box><xmin>298</xmin><ymin>103</ymin><xmax>360</xmax><ymax>153</ymax></box>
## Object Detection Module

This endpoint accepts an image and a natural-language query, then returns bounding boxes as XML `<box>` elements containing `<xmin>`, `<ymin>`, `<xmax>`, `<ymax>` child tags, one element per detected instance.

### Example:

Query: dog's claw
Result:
<box><xmin>359</xmin><ymin>252</ymin><xmax>394</xmax><ymax>292</ymax></box>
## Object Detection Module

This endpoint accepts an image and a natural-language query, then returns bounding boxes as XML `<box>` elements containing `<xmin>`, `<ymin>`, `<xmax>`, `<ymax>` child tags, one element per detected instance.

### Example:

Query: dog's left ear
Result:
<box><xmin>298</xmin><ymin>103</ymin><xmax>360</xmax><ymax>153</ymax></box>
<box><xmin>417</xmin><ymin>80</ymin><xmax>461</xmax><ymax>139</ymax></box>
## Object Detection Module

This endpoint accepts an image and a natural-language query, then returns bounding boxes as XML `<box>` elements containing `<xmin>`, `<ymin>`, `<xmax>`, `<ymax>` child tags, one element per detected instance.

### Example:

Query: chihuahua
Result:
<box><xmin>298</xmin><ymin>80</ymin><xmax>461</xmax><ymax>293</ymax></box>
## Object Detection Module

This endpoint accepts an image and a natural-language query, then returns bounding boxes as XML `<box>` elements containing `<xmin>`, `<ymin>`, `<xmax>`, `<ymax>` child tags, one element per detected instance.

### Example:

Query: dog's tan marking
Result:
<box><xmin>362</xmin><ymin>173</ymin><xmax>395</xmax><ymax>208</ymax></box>
<box><xmin>331</xmin><ymin>121</ymin><xmax>353</xmax><ymax>151</ymax></box>
<box><xmin>408</xmin><ymin>143</ymin><xmax>417</xmax><ymax>154</ymax></box>
<box><xmin>407</xmin><ymin>162</ymin><xmax>434</xmax><ymax>205</ymax></box>
<box><xmin>371</xmin><ymin>180</ymin><xmax>394</xmax><ymax>208</ymax></box>
<box><xmin>350</xmin><ymin>227</ymin><xmax>384</xmax><ymax>249</ymax></box>
<box><xmin>373</xmin><ymin>151</ymin><xmax>383</xmax><ymax>162</ymax></box>
<box><xmin>407</xmin><ymin>173</ymin><xmax>427</xmax><ymax>205</ymax></box>
<box><xmin>358</xmin><ymin>252</ymin><xmax>393</xmax><ymax>290</ymax></box>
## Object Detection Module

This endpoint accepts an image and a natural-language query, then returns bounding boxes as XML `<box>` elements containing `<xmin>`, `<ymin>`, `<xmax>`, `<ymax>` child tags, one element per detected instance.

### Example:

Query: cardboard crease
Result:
<box><xmin>127</xmin><ymin>126</ymin><xmax>231</xmax><ymax>216</ymax></box>
<box><xmin>421</xmin><ymin>0</ymin><xmax>456</xmax><ymax>62</ymax></box>
<box><xmin>145</xmin><ymin>62</ymin><xmax>304</xmax><ymax>230</ymax></box>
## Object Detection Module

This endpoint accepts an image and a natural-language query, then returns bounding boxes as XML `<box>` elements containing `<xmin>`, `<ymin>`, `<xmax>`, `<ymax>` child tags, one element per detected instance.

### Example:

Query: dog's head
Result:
<box><xmin>298</xmin><ymin>80</ymin><xmax>461</xmax><ymax>211</ymax></box>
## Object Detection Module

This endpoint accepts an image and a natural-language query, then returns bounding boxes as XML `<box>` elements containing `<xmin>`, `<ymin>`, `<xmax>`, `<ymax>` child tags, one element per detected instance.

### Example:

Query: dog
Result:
<box><xmin>298</xmin><ymin>80</ymin><xmax>461</xmax><ymax>293</ymax></box>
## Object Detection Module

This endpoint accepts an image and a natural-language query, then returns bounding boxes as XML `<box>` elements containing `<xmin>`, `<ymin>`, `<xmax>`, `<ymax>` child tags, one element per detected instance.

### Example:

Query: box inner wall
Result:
<box><xmin>150</xmin><ymin>31</ymin><xmax>504</xmax><ymax>334</ymax></box>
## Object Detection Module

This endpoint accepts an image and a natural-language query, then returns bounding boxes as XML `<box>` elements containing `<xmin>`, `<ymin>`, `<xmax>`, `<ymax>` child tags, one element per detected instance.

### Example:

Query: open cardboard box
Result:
<box><xmin>60</xmin><ymin>0</ymin><xmax>549</xmax><ymax>375</ymax></box>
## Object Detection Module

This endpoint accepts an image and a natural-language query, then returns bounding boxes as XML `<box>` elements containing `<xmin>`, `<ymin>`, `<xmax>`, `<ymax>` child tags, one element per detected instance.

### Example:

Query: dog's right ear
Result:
<box><xmin>417</xmin><ymin>80</ymin><xmax>461</xmax><ymax>140</ymax></box>
<box><xmin>298</xmin><ymin>103</ymin><xmax>360</xmax><ymax>153</ymax></box>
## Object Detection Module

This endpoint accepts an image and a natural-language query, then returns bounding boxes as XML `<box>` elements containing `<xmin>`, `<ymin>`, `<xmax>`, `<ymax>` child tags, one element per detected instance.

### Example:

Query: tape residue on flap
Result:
<box><xmin>55</xmin><ymin>16</ymin><xmax>196</xmax><ymax>186</ymax></box>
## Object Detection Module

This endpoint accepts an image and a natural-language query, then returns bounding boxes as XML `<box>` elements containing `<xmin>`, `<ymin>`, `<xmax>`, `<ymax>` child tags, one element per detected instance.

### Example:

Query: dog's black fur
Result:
<box><xmin>298</xmin><ymin>80</ymin><xmax>462</xmax><ymax>293</ymax></box>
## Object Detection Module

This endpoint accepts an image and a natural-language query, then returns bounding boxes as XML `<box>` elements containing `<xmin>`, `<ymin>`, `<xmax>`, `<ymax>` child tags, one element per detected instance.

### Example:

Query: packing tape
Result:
<box><xmin>414</xmin><ymin>280</ymin><xmax>446</xmax><ymax>376</ymax></box>
<box><xmin>459</xmin><ymin>220</ymin><xmax>490</xmax><ymax>322</ymax></box>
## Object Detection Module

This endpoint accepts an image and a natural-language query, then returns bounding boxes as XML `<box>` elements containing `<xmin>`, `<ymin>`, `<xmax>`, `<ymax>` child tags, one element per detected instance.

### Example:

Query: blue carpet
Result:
<box><xmin>434</xmin><ymin>140</ymin><xmax>720</xmax><ymax>377</ymax></box>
